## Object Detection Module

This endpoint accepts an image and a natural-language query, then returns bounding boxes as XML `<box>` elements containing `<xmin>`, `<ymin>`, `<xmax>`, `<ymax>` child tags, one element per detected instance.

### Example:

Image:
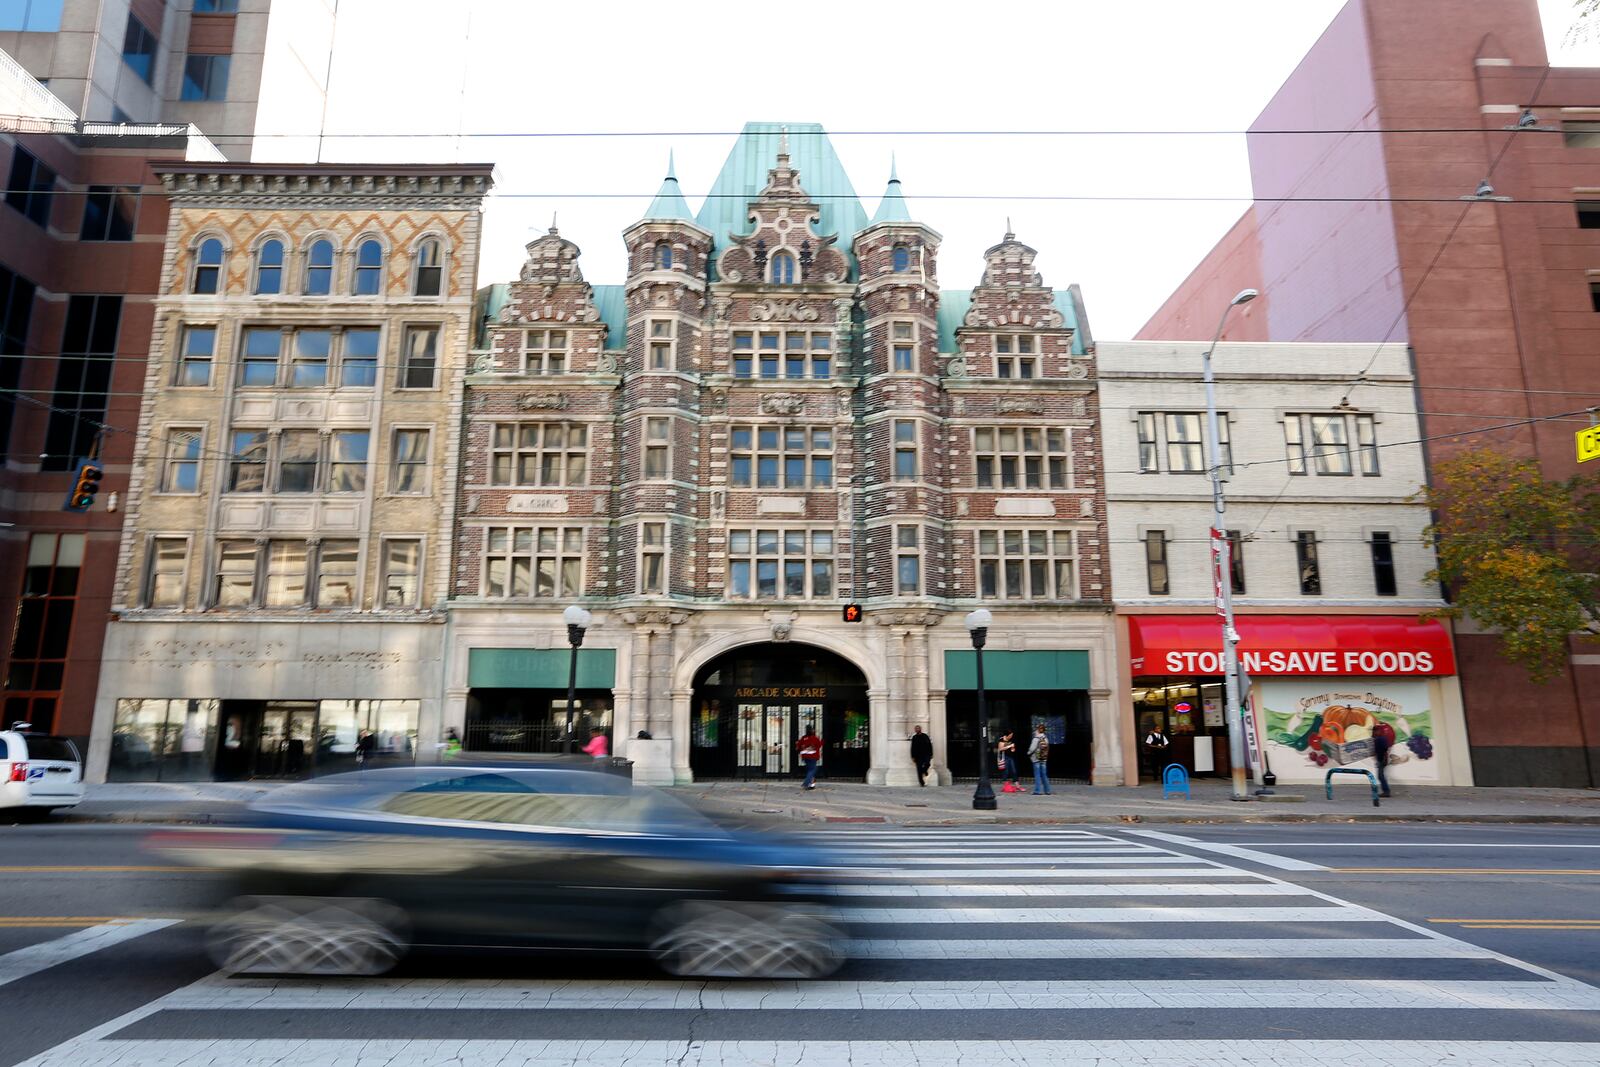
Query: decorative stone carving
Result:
<box><xmin>750</xmin><ymin>299</ymin><xmax>820</xmax><ymax>323</ymax></box>
<box><xmin>592</xmin><ymin>496</ymin><xmax>609</xmax><ymax>514</ymax></box>
<box><xmin>596</xmin><ymin>351</ymin><xmax>619</xmax><ymax>374</ymax></box>
<box><xmin>620</xmin><ymin>609</ymin><xmax>691</xmax><ymax>627</ymax></box>
<box><xmin>760</xmin><ymin>393</ymin><xmax>806</xmax><ymax>416</ymax></box>
<box><xmin>712</xmin><ymin>298</ymin><xmax>733</xmax><ymax>323</ymax></box>
<box><xmin>838</xmin><ymin>489</ymin><xmax>851</xmax><ymax>521</ymax></box>
<box><xmin>1065</xmin><ymin>360</ymin><xmax>1090</xmax><ymax>380</ymax></box>
<box><xmin>709</xmin><ymin>389</ymin><xmax>728</xmax><ymax>413</ymax></box>
<box><xmin>1079</xmin><ymin>498</ymin><xmax>1095</xmax><ymax>518</ymax></box>
<box><xmin>956</xmin><ymin>497</ymin><xmax>970</xmax><ymax>516</ymax></box>
<box><xmin>997</xmin><ymin>397</ymin><xmax>1046</xmax><ymax>415</ymax></box>
<box><xmin>471</xmin><ymin>352</ymin><xmax>494</xmax><ymax>374</ymax></box>
<box><xmin>768</xmin><ymin>612</ymin><xmax>796</xmax><ymax>643</ymax></box>
<box><xmin>517</xmin><ymin>392</ymin><xmax>569</xmax><ymax>411</ymax></box>
<box><xmin>943</xmin><ymin>355</ymin><xmax>969</xmax><ymax>379</ymax></box>
<box><xmin>835</xmin><ymin>391</ymin><xmax>852</xmax><ymax>417</ymax></box>
<box><xmin>963</xmin><ymin>305</ymin><xmax>982</xmax><ymax>328</ymax></box>
<box><xmin>466</xmin><ymin>494</ymin><xmax>481</xmax><ymax>514</ymax></box>
<box><xmin>710</xmin><ymin>489</ymin><xmax>725</xmax><ymax>520</ymax></box>
<box><xmin>875</xmin><ymin>610</ymin><xmax>944</xmax><ymax>628</ymax></box>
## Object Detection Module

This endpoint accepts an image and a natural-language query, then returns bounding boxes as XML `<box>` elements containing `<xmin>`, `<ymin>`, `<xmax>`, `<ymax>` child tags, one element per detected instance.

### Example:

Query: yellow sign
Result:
<box><xmin>1579</xmin><ymin>424</ymin><xmax>1600</xmax><ymax>464</ymax></box>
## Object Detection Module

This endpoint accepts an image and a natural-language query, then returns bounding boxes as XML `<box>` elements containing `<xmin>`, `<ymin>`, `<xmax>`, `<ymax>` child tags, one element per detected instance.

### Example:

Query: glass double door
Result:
<box><xmin>736</xmin><ymin>702</ymin><xmax>822</xmax><ymax>778</ymax></box>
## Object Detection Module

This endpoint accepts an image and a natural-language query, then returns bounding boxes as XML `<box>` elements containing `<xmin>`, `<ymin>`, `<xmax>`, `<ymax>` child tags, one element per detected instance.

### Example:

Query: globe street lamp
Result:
<box><xmin>965</xmin><ymin>608</ymin><xmax>997</xmax><ymax>811</ymax></box>
<box><xmin>1203</xmin><ymin>288</ymin><xmax>1257</xmax><ymax>801</ymax></box>
<box><xmin>562</xmin><ymin>605</ymin><xmax>593</xmax><ymax>756</ymax></box>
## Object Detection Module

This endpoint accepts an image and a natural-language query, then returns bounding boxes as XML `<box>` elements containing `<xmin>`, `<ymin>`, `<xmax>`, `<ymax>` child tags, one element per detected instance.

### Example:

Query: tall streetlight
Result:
<box><xmin>1204</xmin><ymin>288</ymin><xmax>1258</xmax><ymax>801</ymax></box>
<box><xmin>965</xmin><ymin>609</ymin><xmax>996</xmax><ymax>811</ymax></box>
<box><xmin>561</xmin><ymin>605</ymin><xmax>593</xmax><ymax>755</ymax></box>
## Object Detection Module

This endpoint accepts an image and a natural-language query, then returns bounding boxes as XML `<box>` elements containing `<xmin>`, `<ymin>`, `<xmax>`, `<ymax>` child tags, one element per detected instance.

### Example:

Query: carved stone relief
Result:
<box><xmin>996</xmin><ymin>397</ymin><xmax>1045</xmax><ymax>415</ymax></box>
<box><xmin>760</xmin><ymin>393</ymin><xmax>806</xmax><ymax>416</ymax></box>
<box><xmin>750</xmin><ymin>299</ymin><xmax>820</xmax><ymax>323</ymax></box>
<box><xmin>517</xmin><ymin>392</ymin><xmax>569</xmax><ymax>411</ymax></box>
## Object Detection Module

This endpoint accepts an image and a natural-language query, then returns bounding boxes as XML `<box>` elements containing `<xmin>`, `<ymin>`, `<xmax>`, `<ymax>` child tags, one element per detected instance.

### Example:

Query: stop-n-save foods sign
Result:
<box><xmin>1127</xmin><ymin>615</ymin><xmax>1457</xmax><ymax>677</ymax></box>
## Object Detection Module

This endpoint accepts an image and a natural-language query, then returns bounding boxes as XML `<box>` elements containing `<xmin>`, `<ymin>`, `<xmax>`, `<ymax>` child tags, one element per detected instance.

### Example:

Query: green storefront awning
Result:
<box><xmin>944</xmin><ymin>649</ymin><xmax>1090</xmax><ymax>691</ymax></box>
<box><xmin>468</xmin><ymin>648</ymin><xmax>617</xmax><ymax>689</ymax></box>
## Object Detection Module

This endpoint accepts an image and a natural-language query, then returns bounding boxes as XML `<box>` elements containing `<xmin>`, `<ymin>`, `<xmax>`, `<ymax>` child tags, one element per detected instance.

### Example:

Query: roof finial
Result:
<box><xmin>550</xmin><ymin>211</ymin><xmax>558</xmax><ymax>234</ymax></box>
<box><xmin>779</xmin><ymin>124</ymin><xmax>789</xmax><ymax>160</ymax></box>
<box><xmin>666</xmin><ymin>148</ymin><xmax>677</xmax><ymax>180</ymax></box>
<box><xmin>889</xmin><ymin>151</ymin><xmax>898</xmax><ymax>183</ymax></box>
<box><xmin>1005</xmin><ymin>217</ymin><xmax>1014</xmax><ymax>241</ymax></box>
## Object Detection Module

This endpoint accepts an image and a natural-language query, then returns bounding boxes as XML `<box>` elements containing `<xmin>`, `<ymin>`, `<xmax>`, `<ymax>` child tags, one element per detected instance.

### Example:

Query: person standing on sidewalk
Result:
<box><xmin>1027</xmin><ymin>724</ymin><xmax>1052</xmax><ymax>795</ymax></box>
<box><xmin>1142</xmin><ymin>725</ymin><xmax>1171</xmax><ymax>781</ymax></box>
<box><xmin>997</xmin><ymin>730</ymin><xmax>1020</xmax><ymax>788</ymax></box>
<box><xmin>798</xmin><ymin>725</ymin><xmax>823</xmax><ymax>790</ymax></box>
<box><xmin>910</xmin><ymin>726</ymin><xmax>934</xmax><ymax>786</ymax></box>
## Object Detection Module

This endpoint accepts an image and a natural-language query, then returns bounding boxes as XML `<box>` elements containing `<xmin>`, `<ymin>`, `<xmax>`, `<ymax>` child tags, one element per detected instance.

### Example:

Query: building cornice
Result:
<box><xmin>156</xmin><ymin>166</ymin><xmax>494</xmax><ymax>209</ymax></box>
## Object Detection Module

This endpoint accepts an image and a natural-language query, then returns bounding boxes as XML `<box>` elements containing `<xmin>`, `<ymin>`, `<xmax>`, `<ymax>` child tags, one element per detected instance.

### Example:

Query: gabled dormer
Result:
<box><xmin>713</xmin><ymin>138</ymin><xmax>851</xmax><ymax>288</ymax></box>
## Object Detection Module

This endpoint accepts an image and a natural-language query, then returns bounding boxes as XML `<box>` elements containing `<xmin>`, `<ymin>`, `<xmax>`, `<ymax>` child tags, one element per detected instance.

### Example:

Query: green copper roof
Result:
<box><xmin>936</xmin><ymin>290</ymin><xmax>1085</xmax><ymax>355</ymax></box>
<box><xmin>643</xmin><ymin>152</ymin><xmax>693</xmax><ymax>222</ymax></box>
<box><xmin>593</xmin><ymin>284</ymin><xmax>627</xmax><ymax>349</ymax></box>
<box><xmin>695</xmin><ymin>122</ymin><xmax>868</xmax><ymax>259</ymax></box>
<box><xmin>869</xmin><ymin>162</ymin><xmax>912</xmax><ymax>225</ymax></box>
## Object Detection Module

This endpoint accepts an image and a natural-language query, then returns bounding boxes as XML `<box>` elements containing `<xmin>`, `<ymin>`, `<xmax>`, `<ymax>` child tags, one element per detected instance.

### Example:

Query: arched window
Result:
<box><xmin>193</xmin><ymin>238</ymin><xmax>224</xmax><ymax>294</ymax></box>
<box><xmin>253</xmin><ymin>239</ymin><xmax>283</xmax><ymax>295</ymax></box>
<box><xmin>414</xmin><ymin>238</ymin><xmax>442</xmax><ymax>297</ymax></box>
<box><xmin>655</xmin><ymin>241</ymin><xmax>673</xmax><ymax>270</ymax></box>
<box><xmin>891</xmin><ymin>244</ymin><xmax>911</xmax><ymax>273</ymax></box>
<box><xmin>770</xmin><ymin>250</ymin><xmax>796</xmax><ymax>285</ymax></box>
<box><xmin>353</xmin><ymin>238</ymin><xmax>383</xmax><ymax>295</ymax></box>
<box><xmin>304</xmin><ymin>239</ymin><xmax>334</xmax><ymax>295</ymax></box>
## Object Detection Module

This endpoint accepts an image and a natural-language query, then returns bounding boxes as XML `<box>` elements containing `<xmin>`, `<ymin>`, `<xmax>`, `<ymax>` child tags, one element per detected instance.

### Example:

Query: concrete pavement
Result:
<box><xmin>54</xmin><ymin>775</ymin><xmax>1600</xmax><ymax>825</ymax></box>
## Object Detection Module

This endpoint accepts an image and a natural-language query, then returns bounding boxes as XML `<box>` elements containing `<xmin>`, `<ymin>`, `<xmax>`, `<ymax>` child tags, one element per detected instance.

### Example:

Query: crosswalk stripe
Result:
<box><xmin>835</xmin><ymin>855</ymin><xmax>1215</xmax><ymax>865</ymax></box>
<box><xmin>831</xmin><ymin>845</ymin><xmax>1162</xmax><ymax>854</ymax></box>
<box><xmin>853</xmin><ymin>867</ymin><xmax>1236</xmax><ymax>879</ymax></box>
<box><xmin>27</xmin><ymin>1040</ymin><xmax>1600</xmax><ymax>1067</ymax></box>
<box><xmin>803</xmin><ymin>881</ymin><xmax>1318</xmax><ymax>897</ymax></box>
<box><xmin>150</xmin><ymin>977</ymin><xmax>1599</xmax><ymax>1012</ymax></box>
<box><xmin>835</xmin><ymin>905</ymin><xmax>1383</xmax><ymax>923</ymax></box>
<box><xmin>848</xmin><ymin>936</ymin><xmax>1497</xmax><ymax>959</ymax></box>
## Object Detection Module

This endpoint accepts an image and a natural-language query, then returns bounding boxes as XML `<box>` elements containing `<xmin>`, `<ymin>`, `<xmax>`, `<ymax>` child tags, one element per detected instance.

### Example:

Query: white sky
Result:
<box><xmin>254</xmin><ymin>0</ymin><xmax>1600</xmax><ymax>340</ymax></box>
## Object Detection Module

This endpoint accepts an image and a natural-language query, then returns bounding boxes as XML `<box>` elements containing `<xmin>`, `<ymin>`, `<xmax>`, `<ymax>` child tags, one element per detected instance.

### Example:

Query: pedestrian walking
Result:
<box><xmin>1027</xmin><ymin>724</ymin><xmax>1052</xmax><ymax>795</ymax></box>
<box><xmin>1373</xmin><ymin>720</ymin><xmax>1395</xmax><ymax>798</ymax></box>
<box><xmin>798</xmin><ymin>725</ymin><xmax>823</xmax><ymax>790</ymax></box>
<box><xmin>354</xmin><ymin>729</ymin><xmax>375</xmax><ymax>769</ymax></box>
<box><xmin>583</xmin><ymin>728</ymin><xmax>610</xmax><ymax>764</ymax></box>
<box><xmin>997</xmin><ymin>730</ymin><xmax>1020</xmax><ymax>789</ymax></box>
<box><xmin>910</xmin><ymin>725</ymin><xmax>934</xmax><ymax>786</ymax></box>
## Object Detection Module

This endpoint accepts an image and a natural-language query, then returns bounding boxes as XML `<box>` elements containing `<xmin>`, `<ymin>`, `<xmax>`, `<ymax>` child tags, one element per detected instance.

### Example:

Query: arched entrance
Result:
<box><xmin>690</xmin><ymin>643</ymin><xmax>870</xmax><ymax>781</ymax></box>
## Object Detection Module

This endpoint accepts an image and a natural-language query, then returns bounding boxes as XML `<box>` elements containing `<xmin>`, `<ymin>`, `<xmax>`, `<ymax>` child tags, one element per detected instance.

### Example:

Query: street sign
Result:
<box><xmin>1579</xmin><ymin>424</ymin><xmax>1600</xmax><ymax>464</ymax></box>
<box><xmin>1209</xmin><ymin>527</ymin><xmax>1227</xmax><ymax>617</ymax></box>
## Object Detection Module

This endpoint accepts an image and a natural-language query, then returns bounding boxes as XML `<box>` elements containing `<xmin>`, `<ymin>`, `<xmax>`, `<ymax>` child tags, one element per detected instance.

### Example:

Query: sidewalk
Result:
<box><xmin>59</xmin><ymin>776</ymin><xmax>1600</xmax><ymax>825</ymax></box>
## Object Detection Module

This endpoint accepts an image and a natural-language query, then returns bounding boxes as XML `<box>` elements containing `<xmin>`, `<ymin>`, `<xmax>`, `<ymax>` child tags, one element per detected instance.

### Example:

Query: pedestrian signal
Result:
<box><xmin>63</xmin><ymin>462</ymin><xmax>103</xmax><ymax>512</ymax></box>
<box><xmin>841</xmin><ymin>604</ymin><xmax>863</xmax><ymax>623</ymax></box>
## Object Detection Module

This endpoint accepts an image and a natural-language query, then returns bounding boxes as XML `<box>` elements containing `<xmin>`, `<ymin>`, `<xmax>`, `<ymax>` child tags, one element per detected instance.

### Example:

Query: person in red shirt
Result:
<box><xmin>798</xmin><ymin>726</ymin><xmax>823</xmax><ymax>790</ymax></box>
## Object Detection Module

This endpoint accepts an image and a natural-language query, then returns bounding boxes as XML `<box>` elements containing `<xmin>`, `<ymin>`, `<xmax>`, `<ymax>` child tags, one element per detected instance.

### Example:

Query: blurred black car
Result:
<box><xmin>149</xmin><ymin>766</ymin><xmax>845</xmax><ymax>979</ymax></box>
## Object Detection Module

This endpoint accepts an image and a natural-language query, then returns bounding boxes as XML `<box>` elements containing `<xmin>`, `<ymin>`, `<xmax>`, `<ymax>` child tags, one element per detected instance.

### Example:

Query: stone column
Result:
<box><xmin>1089</xmin><ymin>687</ymin><xmax>1122</xmax><ymax>785</ymax></box>
<box><xmin>670</xmin><ymin>687</ymin><xmax>693</xmax><ymax>783</ymax></box>
<box><xmin>928</xmin><ymin>688</ymin><xmax>951</xmax><ymax>786</ymax></box>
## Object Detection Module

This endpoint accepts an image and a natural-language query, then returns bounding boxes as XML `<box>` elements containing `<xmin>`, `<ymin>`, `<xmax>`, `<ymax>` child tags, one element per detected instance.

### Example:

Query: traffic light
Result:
<box><xmin>63</xmin><ymin>461</ymin><xmax>103</xmax><ymax>513</ymax></box>
<box><xmin>841</xmin><ymin>604</ymin><xmax>863</xmax><ymax>623</ymax></box>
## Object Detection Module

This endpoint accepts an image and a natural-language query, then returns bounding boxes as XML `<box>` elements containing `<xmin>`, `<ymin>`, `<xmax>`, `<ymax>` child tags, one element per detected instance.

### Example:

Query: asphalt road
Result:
<box><xmin>0</xmin><ymin>819</ymin><xmax>1597</xmax><ymax>1066</ymax></box>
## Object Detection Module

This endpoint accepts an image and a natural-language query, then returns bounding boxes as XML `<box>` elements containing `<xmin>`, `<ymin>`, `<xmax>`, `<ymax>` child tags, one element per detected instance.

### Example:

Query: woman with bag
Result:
<box><xmin>997</xmin><ymin>730</ymin><xmax>1020</xmax><ymax>791</ymax></box>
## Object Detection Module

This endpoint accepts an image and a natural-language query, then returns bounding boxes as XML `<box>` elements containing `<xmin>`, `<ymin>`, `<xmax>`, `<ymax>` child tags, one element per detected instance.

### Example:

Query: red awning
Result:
<box><xmin>1127</xmin><ymin>615</ymin><xmax>1456</xmax><ymax>677</ymax></box>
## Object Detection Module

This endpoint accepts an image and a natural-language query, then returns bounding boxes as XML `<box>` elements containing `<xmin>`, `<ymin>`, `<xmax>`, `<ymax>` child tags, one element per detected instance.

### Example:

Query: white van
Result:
<box><xmin>0</xmin><ymin>727</ymin><xmax>85</xmax><ymax>815</ymax></box>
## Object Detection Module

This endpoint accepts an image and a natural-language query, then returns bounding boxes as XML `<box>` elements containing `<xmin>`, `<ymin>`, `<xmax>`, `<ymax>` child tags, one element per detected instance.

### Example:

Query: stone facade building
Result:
<box><xmin>89</xmin><ymin>161</ymin><xmax>492</xmax><ymax>782</ymax></box>
<box><xmin>451</xmin><ymin>124</ymin><xmax>1121</xmax><ymax>786</ymax></box>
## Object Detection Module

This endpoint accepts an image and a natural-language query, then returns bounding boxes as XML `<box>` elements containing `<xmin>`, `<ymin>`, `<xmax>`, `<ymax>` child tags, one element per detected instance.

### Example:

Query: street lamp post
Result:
<box><xmin>965</xmin><ymin>609</ymin><xmax>997</xmax><ymax>811</ymax></box>
<box><xmin>561</xmin><ymin>605</ymin><xmax>593</xmax><ymax>756</ymax></box>
<box><xmin>1203</xmin><ymin>288</ymin><xmax>1258</xmax><ymax>802</ymax></box>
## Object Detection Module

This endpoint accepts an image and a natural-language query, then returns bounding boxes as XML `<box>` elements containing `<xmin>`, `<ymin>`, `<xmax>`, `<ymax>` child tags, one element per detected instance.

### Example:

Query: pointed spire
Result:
<box><xmin>1005</xmin><ymin>217</ymin><xmax>1014</xmax><ymax>241</ymax></box>
<box><xmin>870</xmin><ymin>157</ymin><xmax>912</xmax><ymax>225</ymax></box>
<box><xmin>642</xmin><ymin>150</ymin><xmax>693</xmax><ymax>221</ymax></box>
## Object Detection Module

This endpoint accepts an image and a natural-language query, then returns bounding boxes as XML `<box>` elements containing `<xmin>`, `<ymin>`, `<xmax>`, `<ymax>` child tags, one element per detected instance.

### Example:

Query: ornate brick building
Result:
<box><xmin>451</xmin><ymin>124</ymin><xmax>1120</xmax><ymax>786</ymax></box>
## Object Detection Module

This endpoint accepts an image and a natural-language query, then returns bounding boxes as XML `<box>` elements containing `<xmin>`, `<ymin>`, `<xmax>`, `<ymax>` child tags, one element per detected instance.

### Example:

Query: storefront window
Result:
<box><xmin>109</xmin><ymin>699</ymin><xmax>219</xmax><ymax>782</ymax></box>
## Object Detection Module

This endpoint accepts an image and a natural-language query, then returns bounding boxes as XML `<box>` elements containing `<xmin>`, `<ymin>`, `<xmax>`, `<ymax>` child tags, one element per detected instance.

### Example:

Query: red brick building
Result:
<box><xmin>454</xmin><ymin>125</ymin><xmax>1121</xmax><ymax>786</ymax></box>
<box><xmin>1138</xmin><ymin>0</ymin><xmax>1600</xmax><ymax>785</ymax></box>
<box><xmin>1</xmin><ymin>104</ymin><xmax>224</xmax><ymax>745</ymax></box>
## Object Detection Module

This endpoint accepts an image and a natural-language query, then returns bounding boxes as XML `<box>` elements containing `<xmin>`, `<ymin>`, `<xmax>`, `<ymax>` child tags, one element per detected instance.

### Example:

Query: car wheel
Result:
<box><xmin>207</xmin><ymin>896</ymin><xmax>409</xmax><ymax>977</ymax></box>
<box><xmin>651</xmin><ymin>901</ymin><xmax>844</xmax><ymax>979</ymax></box>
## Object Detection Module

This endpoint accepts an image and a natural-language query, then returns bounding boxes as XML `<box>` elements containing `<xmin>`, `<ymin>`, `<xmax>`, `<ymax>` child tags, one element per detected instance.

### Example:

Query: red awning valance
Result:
<box><xmin>1128</xmin><ymin>615</ymin><xmax>1456</xmax><ymax>677</ymax></box>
